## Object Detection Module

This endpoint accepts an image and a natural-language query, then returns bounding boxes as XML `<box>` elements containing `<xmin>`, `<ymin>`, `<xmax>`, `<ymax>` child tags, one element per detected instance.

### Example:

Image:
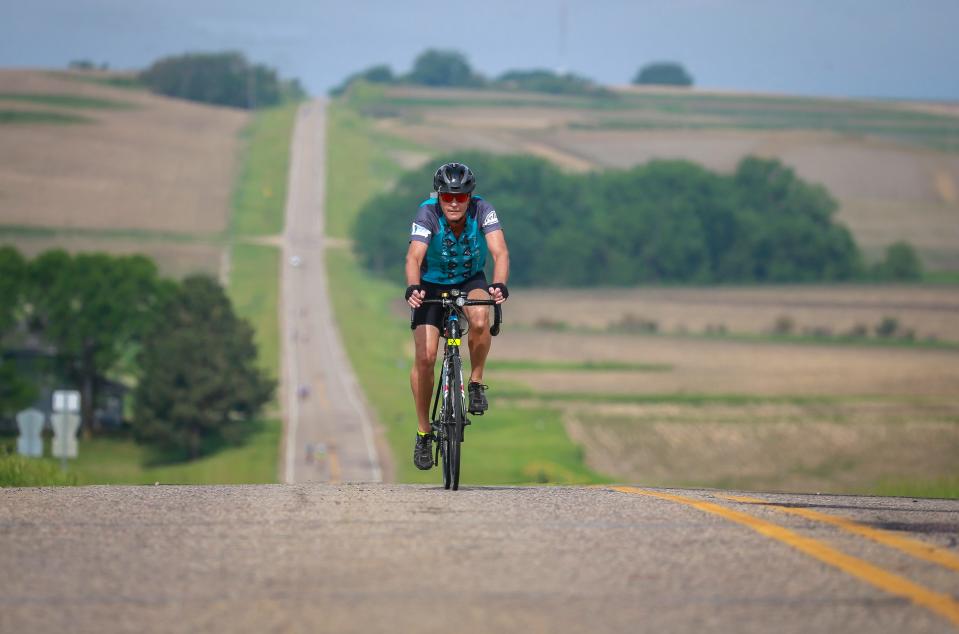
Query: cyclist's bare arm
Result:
<box><xmin>405</xmin><ymin>241</ymin><xmax>428</xmax><ymax>308</ymax></box>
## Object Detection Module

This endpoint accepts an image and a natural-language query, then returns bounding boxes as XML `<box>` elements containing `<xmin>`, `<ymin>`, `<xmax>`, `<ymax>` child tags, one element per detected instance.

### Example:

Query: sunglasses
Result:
<box><xmin>439</xmin><ymin>192</ymin><xmax>470</xmax><ymax>204</ymax></box>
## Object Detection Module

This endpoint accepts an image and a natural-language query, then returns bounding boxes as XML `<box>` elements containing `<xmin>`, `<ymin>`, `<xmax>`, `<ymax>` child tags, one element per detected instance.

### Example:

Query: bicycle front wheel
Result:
<box><xmin>441</xmin><ymin>429</ymin><xmax>452</xmax><ymax>490</ymax></box>
<box><xmin>448</xmin><ymin>356</ymin><xmax>465</xmax><ymax>490</ymax></box>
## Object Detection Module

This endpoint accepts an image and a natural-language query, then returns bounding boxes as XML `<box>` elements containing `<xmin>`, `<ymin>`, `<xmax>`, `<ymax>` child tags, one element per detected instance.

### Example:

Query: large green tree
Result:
<box><xmin>0</xmin><ymin>246</ymin><xmax>35</xmax><ymax>418</ymax></box>
<box><xmin>632</xmin><ymin>62</ymin><xmax>693</xmax><ymax>86</ymax></box>
<box><xmin>27</xmin><ymin>250</ymin><xmax>170</xmax><ymax>434</ymax></box>
<box><xmin>133</xmin><ymin>275</ymin><xmax>274</xmax><ymax>459</ymax></box>
<box><xmin>0</xmin><ymin>246</ymin><xmax>26</xmax><ymax>334</ymax></box>
<box><xmin>406</xmin><ymin>49</ymin><xmax>483</xmax><ymax>87</ymax></box>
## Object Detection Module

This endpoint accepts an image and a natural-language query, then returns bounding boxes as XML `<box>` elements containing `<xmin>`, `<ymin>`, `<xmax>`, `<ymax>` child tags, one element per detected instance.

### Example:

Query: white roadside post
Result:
<box><xmin>51</xmin><ymin>390</ymin><xmax>81</xmax><ymax>471</ymax></box>
<box><xmin>15</xmin><ymin>408</ymin><xmax>45</xmax><ymax>457</ymax></box>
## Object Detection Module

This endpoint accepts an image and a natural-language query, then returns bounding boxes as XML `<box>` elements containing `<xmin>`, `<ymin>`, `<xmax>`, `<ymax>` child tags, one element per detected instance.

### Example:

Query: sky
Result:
<box><xmin>2</xmin><ymin>0</ymin><xmax>958</xmax><ymax>101</ymax></box>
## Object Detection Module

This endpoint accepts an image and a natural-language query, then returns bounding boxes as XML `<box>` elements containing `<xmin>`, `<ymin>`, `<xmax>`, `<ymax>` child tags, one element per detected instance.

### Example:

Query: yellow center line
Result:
<box><xmin>610</xmin><ymin>486</ymin><xmax>959</xmax><ymax>627</ymax></box>
<box><xmin>721</xmin><ymin>494</ymin><xmax>959</xmax><ymax>574</ymax></box>
<box><xmin>327</xmin><ymin>442</ymin><xmax>341</xmax><ymax>484</ymax></box>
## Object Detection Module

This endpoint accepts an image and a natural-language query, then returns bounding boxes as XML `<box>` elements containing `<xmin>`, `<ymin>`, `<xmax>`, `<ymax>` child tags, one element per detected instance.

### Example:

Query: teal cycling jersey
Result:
<box><xmin>409</xmin><ymin>196</ymin><xmax>502</xmax><ymax>285</ymax></box>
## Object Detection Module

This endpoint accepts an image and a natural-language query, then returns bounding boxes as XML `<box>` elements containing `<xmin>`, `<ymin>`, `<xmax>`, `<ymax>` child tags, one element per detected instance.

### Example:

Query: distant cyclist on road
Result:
<box><xmin>405</xmin><ymin>162</ymin><xmax>510</xmax><ymax>470</ymax></box>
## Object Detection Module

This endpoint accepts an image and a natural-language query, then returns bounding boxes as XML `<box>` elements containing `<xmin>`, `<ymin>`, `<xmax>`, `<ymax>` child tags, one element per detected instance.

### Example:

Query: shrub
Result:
<box><xmin>610</xmin><ymin>313</ymin><xmax>658</xmax><ymax>333</ymax></box>
<box><xmin>844</xmin><ymin>323</ymin><xmax>869</xmax><ymax>338</ymax></box>
<box><xmin>803</xmin><ymin>326</ymin><xmax>833</xmax><ymax>338</ymax></box>
<box><xmin>633</xmin><ymin>62</ymin><xmax>693</xmax><ymax>86</ymax></box>
<box><xmin>772</xmin><ymin>315</ymin><xmax>795</xmax><ymax>335</ymax></box>
<box><xmin>875</xmin><ymin>316</ymin><xmax>900</xmax><ymax>338</ymax></box>
<box><xmin>872</xmin><ymin>241</ymin><xmax>923</xmax><ymax>281</ymax></box>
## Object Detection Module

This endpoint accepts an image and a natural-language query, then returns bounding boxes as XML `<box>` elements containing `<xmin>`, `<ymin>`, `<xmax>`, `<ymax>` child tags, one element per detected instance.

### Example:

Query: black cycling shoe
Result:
<box><xmin>468</xmin><ymin>382</ymin><xmax>489</xmax><ymax>415</ymax></box>
<box><xmin>413</xmin><ymin>433</ymin><xmax>434</xmax><ymax>470</ymax></box>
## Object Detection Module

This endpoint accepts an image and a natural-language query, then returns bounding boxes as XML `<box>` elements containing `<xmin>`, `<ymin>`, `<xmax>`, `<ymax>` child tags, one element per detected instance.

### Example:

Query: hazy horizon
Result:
<box><xmin>2</xmin><ymin>0</ymin><xmax>958</xmax><ymax>101</ymax></box>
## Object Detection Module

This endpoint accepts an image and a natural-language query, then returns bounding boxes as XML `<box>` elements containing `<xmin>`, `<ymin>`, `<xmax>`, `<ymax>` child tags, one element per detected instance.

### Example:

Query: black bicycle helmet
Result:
<box><xmin>433</xmin><ymin>162</ymin><xmax>476</xmax><ymax>194</ymax></box>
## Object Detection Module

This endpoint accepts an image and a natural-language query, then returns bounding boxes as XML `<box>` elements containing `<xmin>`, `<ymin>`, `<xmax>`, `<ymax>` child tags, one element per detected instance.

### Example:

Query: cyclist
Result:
<box><xmin>405</xmin><ymin>162</ymin><xmax>510</xmax><ymax>470</ymax></box>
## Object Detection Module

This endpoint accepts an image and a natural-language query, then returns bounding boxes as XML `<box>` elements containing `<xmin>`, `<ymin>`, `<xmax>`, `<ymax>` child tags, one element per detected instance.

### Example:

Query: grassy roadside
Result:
<box><xmin>228</xmin><ymin>243</ymin><xmax>281</xmax><ymax>381</ymax></box>
<box><xmin>325</xmin><ymin>105</ymin><xmax>429</xmax><ymax>240</ymax></box>
<box><xmin>873</xmin><ymin>476</ymin><xmax>959</xmax><ymax>499</ymax></box>
<box><xmin>1</xmin><ymin>424</ymin><xmax>279</xmax><ymax>486</ymax></box>
<box><xmin>232</xmin><ymin>104</ymin><xmax>299</xmax><ymax>237</ymax></box>
<box><xmin>325</xmin><ymin>102</ymin><xmax>605</xmax><ymax>484</ymax></box>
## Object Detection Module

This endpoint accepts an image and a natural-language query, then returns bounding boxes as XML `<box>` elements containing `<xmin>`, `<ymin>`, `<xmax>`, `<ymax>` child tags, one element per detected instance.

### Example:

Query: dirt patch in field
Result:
<box><xmin>0</xmin><ymin>70</ymin><xmax>249</xmax><ymax>234</ymax></box>
<box><xmin>564</xmin><ymin>401</ymin><xmax>959</xmax><ymax>494</ymax></box>
<box><xmin>488</xmin><ymin>330</ymin><xmax>959</xmax><ymax>398</ymax></box>
<box><xmin>3</xmin><ymin>234</ymin><xmax>224</xmax><ymax>280</ymax></box>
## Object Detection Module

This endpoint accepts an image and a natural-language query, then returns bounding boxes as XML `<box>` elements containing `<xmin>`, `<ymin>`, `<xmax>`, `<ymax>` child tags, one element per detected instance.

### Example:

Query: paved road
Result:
<box><xmin>3</xmin><ymin>484</ymin><xmax>957</xmax><ymax>633</ymax></box>
<box><xmin>280</xmin><ymin>100</ymin><xmax>384</xmax><ymax>484</ymax></box>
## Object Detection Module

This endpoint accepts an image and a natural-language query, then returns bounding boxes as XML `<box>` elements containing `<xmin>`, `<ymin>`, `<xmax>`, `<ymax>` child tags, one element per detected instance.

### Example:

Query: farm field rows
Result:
<box><xmin>485</xmin><ymin>285</ymin><xmax>959</xmax><ymax>342</ymax></box>
<box><xmin>363</xmin><ymin>84</ymin><xmax>959</xmax><ymax>271</ymax></box>
<box><xmin>0</xmin><ymin>70</ymin><xmax>248</xmax><ymax>235</ymax></box>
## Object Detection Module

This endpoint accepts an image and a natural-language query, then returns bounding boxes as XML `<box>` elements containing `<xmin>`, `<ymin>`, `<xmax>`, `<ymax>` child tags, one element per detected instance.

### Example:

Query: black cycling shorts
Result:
<box><xmin>411</xmin><ymin>272</ymin><xmax>489</xmax><ymax>330</ymax></box>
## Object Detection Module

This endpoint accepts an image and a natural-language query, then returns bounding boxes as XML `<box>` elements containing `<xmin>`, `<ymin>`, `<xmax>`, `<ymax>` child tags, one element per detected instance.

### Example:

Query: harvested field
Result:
<box><xmin>487</xmin><ymin>331</ymin><xmax>959</xmax><ymax>397</ymax></box>
<box><xmin>502</xmin><ymin>285</ymin><xmax>959</xmax><ymax>342</ymax></box>
<box><xmin>564</xmin><ymin>402</ymin><xmax>959</xmax><ymax>494</ymax></box>
<box><xmin>0</xmin><ymin>70</ymin><xmax>249</xmax><ymax>235</ymax></box>
<box><xmin>1</xmin><ymin>233</ymin><xmax>225</xmax><ymax>280</ymax></box>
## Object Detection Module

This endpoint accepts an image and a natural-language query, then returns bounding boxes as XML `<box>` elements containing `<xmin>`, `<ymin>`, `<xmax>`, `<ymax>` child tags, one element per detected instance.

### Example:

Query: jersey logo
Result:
<box><xmin>482</xmin><ymin>209</ymin><xmax>499</xmax><ymax>227</ymax></box>
<box><xmin>411</xmin><ymin>223</ymin><xmax>431</xmax><ymax>238</ymax></box>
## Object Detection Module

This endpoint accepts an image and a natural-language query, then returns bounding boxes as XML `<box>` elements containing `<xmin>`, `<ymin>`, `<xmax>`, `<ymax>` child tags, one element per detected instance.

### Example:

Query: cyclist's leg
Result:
<box><xmin>464</xmin><ymin>287</ymin><xmax>492</xmax><ymax>383</ymax></box>
<box><xmin>411</xmin><ymin>324</ymin><xmax>440</xmax><ymax>433</ymax></box>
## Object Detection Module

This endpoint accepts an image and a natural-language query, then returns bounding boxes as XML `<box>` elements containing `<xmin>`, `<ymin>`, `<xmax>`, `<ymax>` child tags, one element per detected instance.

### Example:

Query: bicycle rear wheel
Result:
<box><xmin>438</xmin><ymin>358</ymin><xmax>453</xmax><ymax>490</ymax></box>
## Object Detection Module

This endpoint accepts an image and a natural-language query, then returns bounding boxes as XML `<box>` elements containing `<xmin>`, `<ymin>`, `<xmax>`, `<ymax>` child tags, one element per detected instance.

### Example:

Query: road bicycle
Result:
<box><xmin>412</xmin><ymin>289</ymin><xmax>502</xmax><ymax>490</ymax></box>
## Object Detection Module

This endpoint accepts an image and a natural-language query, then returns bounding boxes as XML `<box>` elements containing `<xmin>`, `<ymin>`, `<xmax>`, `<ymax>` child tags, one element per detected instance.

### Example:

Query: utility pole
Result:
<box><xmin>558</xmin><ymin>1</ymin><xmax>568</xmax><ymax>76</ymax></box>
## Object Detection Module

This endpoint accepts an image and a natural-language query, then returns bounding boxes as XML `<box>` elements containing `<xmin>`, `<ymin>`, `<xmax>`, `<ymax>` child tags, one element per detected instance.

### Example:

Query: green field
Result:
<box><xmin>324</xmin><ymin>102</ymin><xmax>605</xmax><ymax>484</ymax></box>
<box><xmin>0</xmin><ymin>110</ymin><xmax>91</xmax><ymax>125</ymax></box>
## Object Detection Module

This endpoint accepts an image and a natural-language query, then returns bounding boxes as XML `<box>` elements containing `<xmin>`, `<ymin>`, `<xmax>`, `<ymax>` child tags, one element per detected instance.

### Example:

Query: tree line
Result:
<box><xmin>353</xmin><ymin>153</ymin><xmax>922</xmax><ymax>286</ymax></box>
<box><xmin>0</xmin><ymin>248</ymin><xmax>273</xmax><ymax>460</ymax></box>
<box><xmin>139</xmin><ymin>51</ymin><xmax>306</xmax><ymax>109</ymax></box>
<box><xmin>330</xmin><ymin>49</ymin><xmax>693</xmax><ymax>97</ymax></box>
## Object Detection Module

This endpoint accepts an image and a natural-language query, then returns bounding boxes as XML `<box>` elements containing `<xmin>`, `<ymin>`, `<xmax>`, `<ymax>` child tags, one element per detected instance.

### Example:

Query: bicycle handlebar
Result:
<box><xmin>409</xmin><ymin>297</ymin><xmax>503</xmax><ymax>336</ymax></box>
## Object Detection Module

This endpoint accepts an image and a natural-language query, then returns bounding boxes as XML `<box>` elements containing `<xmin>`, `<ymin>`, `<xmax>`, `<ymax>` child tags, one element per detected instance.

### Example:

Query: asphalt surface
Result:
<box><xmin>280</xmin><ymin>100</ymin><xmax>384</xmax><ymax>484</ymax></box>
<box><xmin>2</xmin><ymin>484</ymin><xmax>957</xmax><ymax>633</ymax></box>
